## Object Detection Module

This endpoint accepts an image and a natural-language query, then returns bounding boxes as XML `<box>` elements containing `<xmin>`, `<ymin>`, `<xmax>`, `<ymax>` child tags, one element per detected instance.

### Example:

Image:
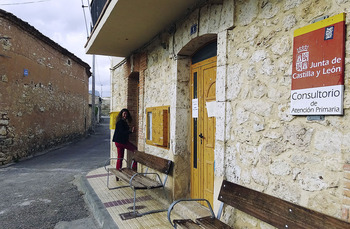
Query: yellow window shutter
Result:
<box><xmin>146</xmin><ymin>106</ymin><xmax>169</xmax><ymax>148</ymax></box>
<box><xmin>152</xmin><ymin>109</ymin><xmax>168</xmax><ymax>147</ymax></box>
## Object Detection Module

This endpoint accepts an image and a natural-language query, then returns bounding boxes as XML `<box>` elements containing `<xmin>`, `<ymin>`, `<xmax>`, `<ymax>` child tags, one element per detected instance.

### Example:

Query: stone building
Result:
<box><xmin>86</xmin><ymin>0</ymin><xmax>350</xmax><ymax>226</ymax></box>
<box><xmin>0</xmin><ymin>9</ymin><xmax>91</xmax><ymax>165</ymax></box>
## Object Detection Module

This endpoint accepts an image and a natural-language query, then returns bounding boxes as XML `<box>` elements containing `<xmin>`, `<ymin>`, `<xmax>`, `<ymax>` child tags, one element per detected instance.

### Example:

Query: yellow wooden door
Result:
<box><xmin>191</xmin><ymin>56</ymin><xmax>216</xmax><ymax>206</ymax></box>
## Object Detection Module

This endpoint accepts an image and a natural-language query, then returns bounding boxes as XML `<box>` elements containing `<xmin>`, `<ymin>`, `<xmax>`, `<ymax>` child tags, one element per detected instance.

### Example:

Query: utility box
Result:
<box><xmin>110</xmin><ymin>111</ymin><xmax>119</xmax><ymax>130</ymax></box>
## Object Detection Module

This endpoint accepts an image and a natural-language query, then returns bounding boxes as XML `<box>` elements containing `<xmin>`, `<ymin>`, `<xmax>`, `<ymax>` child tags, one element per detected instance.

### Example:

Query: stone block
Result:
<box><xmin>207</xmin><ymin>4</ymin><xmax>223</xmax><ymax>34</ymax></box>
<box><xmin>270</xmin><ymin>182</ymin><xmax>301</xmax><ymax>203</ymax></box>
<box><xmin>243</xmin><ymin>100</ymin><xmax>272</xmax><ymax>117</ymax></box>
<box><xmin>1</xmin><ymin>74</ymin><xmax>8</xmax><ymax>82</ymax></box>
<box><xmin>278</xmin><ymin>104</ymin><xmax>294</xmax><ymax>122</ymax></box>
<box><xmin>251</xmin><ymin>167</ymin><xmax>269</xmax><ymax>186</ymax></box>
<box><xmin>225</xmin><ymin>146</ymin><xmax>240</xmax><ymax>182</ymax></box>
<box><xmin>284</xmin><ymin>0</ymin><xmax>303</xmax><ymax>10</ymax></box>
<box><xmin>226</xmin><ymin>64</ymin><xmax>242</xmax><ymax>100</ymax></box>
<box><xmin>283</xmin><ymin>14</ymin><xmax>297</xmax><ymax>31</ymax></box>
<box><xmin>271</xmin><ymin>37</ymin><xmax>291</xmax><ymax>56</ymax></box>
<box><xmin>314</xmin><ymin>130</ymin><xmax>342</xmax><ymax>154</ymax></box>
<box><xmin>0</xmin><ymin>120</ymin><xmax>9</xmax><ymax>125</ymax></box>
<box><xmin>236</xmin><ymin>0</ymin><xmax>258</xmax><ymax>26</ymax></box>
<box><xmin>308</xmin><ymin>192</ymin><xmax>341</xmax><ymax>217</ymax></box>
<box><xmin>236</xmin><ymin>106</ymin><xmax>249</xmax><ymax>125</ymax></box>
<box><xmin>3</xmin><ymin>138</ymin><xmax>13</xmax><ymax>146</ymax></box>
<box><xmin>262</xmin><ymin>140</ymin><xmax>285</xmax><ymax>156</ymax></box>
<box><xmin>216</xmin><ymin>65</ymin><xmax>226</xmax><ymax>102</ymax></box>
<box><xmin>217</xmin><ymin>30</ymin><xmax>228</xmax><ymax>67</ymax></box>
<box><xmin>251</xmin><ymin>80</ymin><xmax>267</xmax><ymax>99</ymax></box>
<box><xmin>297</xmin><ymin>169</ymin><xmax>330</xmax><ymax>192</ymax></box>
<box><xmin>269</xmin><ymin>160</ymin><xmax>291</xmax><ymax>176</ymax></box>
<box><xmin>234</xmin><ymin>47</ymin><xmax>249</xmax><ymax>60</ymax></box>
<box><xmin>268</xmin><ymin>86</ymin><xmax>289</xmax><ymax>102</ymax></box>
<box><xmin>1</xmin><ymin>37</ymin><xmax>12</xmax><ymax>50</ymax></box>
<box><xmin>253</xmin><ymin>123</ymin><xmax>264</xmax><ymax>132</ymax></box>
<box><xmin>244</xmin><ymin>25</ymin><xmax>260</xmax><ymax>42</ymax></box>
<box><xmin>259</xmin><ymin>2</ymin><xmax>279</xmax><ymax>19</ymax></box>
<box><xmin>247</xmin><ymin>66</ymin><xmax>257</xmax><ymax>80</ymax></box>
<box><xmin>219</xmin><ymin>0</ymin><xmax>234</xmax><ymax>31</ymax></box>
<box><xmin>214</xmin><ymin>141</ymin><xmax>225</xmax><ymax>176</ymax></box>
<box><xmin>251</xmin><ymin>50</ymin><xmax>267</xmax><ymax>63</ymax></box>
<box><xmin>283</xmin><ymin>124</ymin><xmax>313</xmax><ymax>148</ymax></box>
<box><xmin>215</xmin><ymin>102</ymin><xmax>226</xmax><ymax>142</ymax></box>
<box><xmin>240</xmin><ymin>169</ymin><xmax>251</xmax><ymax>185</ymax></box>
<box><xmin>0</xmin><ymin>126</ymin><xmax>7</xmax><ymax>136</ymax></box>
<box><xmin>261</xmin><ymin>58</ymin><xmax>275</xmax><ymax>75</ymax></box>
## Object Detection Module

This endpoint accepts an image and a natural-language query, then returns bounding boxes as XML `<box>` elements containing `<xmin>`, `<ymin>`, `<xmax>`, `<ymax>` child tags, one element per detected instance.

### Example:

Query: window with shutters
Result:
<box><xmin>146</xmin><ymin>106</ymin><xmax>170</xmax><ymax>148</ymax></box>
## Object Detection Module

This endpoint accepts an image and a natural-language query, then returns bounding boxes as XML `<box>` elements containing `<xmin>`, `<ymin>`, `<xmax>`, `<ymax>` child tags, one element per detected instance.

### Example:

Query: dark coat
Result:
<box><xmin>112</xmin><ymin>119</ymin><xmax>130</xmax><ymax>144</ymax></box>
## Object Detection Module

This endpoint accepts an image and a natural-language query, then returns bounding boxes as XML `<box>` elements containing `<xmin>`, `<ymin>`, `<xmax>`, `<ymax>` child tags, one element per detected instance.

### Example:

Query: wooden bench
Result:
<box><xmin>104</xmin><ymin>150</ymin><xmax>172</xmax><ymax>217</ymax></box>
<box><xmin>168</xmin><ymin>180</ymin><xmax>350</xmax><ymax>229</ymax></box>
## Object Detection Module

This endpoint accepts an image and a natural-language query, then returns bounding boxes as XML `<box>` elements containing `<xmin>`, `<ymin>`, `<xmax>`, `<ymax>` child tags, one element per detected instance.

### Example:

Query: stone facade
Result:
<box><xmin>0</xmin><ymin>10</ymin><xmax>91</xmax><ymax>165</ymax></box>
<box><xmin>110</xmin><ymin>0</ymin><xmax>350</xmax><ymax>226</ymax></box>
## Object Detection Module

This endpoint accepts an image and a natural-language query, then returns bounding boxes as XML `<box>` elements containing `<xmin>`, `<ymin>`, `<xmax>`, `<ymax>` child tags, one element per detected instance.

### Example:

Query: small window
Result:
<box><xmin>146</xmin><ymin>106</ymin><xmax>170</xmax><ymax>148</ymax></box>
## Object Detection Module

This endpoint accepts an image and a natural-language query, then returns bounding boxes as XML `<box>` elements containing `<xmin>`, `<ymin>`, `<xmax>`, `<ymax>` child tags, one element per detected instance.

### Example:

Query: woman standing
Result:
<box><xmin>112</xmin><ymin>108</ymin><xmax>137</xmax><ymax>170</ymax></box>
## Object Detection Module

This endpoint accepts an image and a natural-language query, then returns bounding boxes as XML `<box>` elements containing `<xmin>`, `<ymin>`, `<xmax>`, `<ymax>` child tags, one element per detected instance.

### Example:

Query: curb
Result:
<box><xmin>77</xmin><ymin>175</ymin><xmax>118</xmax><ymax>229</ymax></box>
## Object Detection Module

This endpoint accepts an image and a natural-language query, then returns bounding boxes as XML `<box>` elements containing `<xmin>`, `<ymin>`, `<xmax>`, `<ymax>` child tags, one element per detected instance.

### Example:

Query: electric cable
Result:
<box><xmin>0</xmin><ymin>0</ymin><xmax>51</xmax><ymax>6</ymax></box>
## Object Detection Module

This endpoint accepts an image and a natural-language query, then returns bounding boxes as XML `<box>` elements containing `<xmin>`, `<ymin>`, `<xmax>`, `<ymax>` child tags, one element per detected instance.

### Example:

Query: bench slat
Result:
<box><xmin>173</xmin><ymin>219</ymin><xmax>202</xmax><ymax>229</ymax></box>
<box><xmin>133</xmin><ymin>151</ymin><xmax>172</xmax><ymax>174</ymax></box>
<box><xmin>219</xmin><ymin>180</ymin><xmax>350</xmax><ymax>229</ymax></box>
<box><xmin>110</xmin><ymin>169</ymin><xmax>144</xmax><ymax>187</ymax></box>
<box><xmin>196</xmin><ymin>216</ymin><xmax>233</xmax><ymax>229</ymax></box>
<box><xmin>110</xmin><ymin>168</ymin><xmax>162</xmax><ymax>189</ymax></box>
<box><xmin>130</xmin><ymin>175</ymin><xmax>162</xmax><ymax>189</ymax></box>
<box><xmin>120</xmin><ymin>168</ymin><xmax>162</xmax><ymax>189</ymax></box>
<box><xmin>109</xmin><ymin>168</ymin><xmax>136</xmax><ymax>183</ymax></box>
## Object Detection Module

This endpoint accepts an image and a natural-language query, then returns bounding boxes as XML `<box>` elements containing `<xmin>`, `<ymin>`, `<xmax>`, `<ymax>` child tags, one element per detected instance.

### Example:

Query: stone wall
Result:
<box><xmin>218</xmin><ymin>1</ymin><xmax>350</xmax><ymax>225</ymax></box>
<box><xmin>0</xmin><ymin>10</ymin><xmax>90</xmax><ymax>164</ymax></box>
<box><xmin>110</xmin><ymin>0</ymin><xmax>350</xmax><ymax>226</ymax></box>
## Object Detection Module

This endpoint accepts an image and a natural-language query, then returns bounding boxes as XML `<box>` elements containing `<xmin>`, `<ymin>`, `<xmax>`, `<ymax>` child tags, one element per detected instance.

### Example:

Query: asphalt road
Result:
<box><xmin>0</xmin><ymin>118</ymin><xmax>111</xmax><ymax>229</ymax></box>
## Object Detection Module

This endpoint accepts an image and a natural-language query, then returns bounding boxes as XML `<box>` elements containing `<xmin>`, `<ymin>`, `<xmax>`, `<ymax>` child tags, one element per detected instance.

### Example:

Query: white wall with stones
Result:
<box><xmin>110</xmin><ymin>0</ymin><xmax>350</xmax><ymax>226</ymax></box>
<box><xmin>219</xmin><ymin>0</ymin><xmax>350</xmax><ymax>226</ymax></box>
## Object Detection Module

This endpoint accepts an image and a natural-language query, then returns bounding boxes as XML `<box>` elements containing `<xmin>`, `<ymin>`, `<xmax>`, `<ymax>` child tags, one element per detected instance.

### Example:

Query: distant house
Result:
<box><xmin>0</xmin><ymin>9</ymin><xmax>91</xmax><ymax>164</ymax></box>
<box><xmin>101</xmin><ymin>97</ymin><xmax>110</xmax><ymax>116</ymax></box>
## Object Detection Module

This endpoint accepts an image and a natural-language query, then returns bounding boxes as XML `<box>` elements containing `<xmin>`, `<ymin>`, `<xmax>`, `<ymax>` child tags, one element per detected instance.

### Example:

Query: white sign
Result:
<box><xmin>290</xmin><ymin>85</ymin><xmax>344</xmax><ymax>115</ymax></box>
<box><xmin>192</xmin><ymin>99</ymin><xmax>198</xmax><ymax>118</ymax></box>
<box><xmin>206</xmin><ymin>101</ymin><xmax>217</xmax><ymax>117</ymax></box>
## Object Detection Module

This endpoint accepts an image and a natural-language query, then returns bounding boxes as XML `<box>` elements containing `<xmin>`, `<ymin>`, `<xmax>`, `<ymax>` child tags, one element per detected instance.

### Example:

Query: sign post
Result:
<box><xmin>290</xmin><ymin>13</ymin><xmax>345</xmax><ymax>115</ymax></box>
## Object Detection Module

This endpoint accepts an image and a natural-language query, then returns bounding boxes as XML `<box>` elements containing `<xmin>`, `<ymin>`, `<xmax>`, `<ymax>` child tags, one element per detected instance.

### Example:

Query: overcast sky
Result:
<box><xmin>0</xmin><ymin>0</ymin><xmax>114</xmax><ymax>97</ymax></box>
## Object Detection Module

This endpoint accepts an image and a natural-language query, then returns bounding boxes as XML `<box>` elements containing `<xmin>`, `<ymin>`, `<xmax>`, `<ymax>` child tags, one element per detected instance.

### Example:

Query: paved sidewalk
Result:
<box><xmin>81</xmin><ymin>167</ymin><xmax>174</xmax><ymax>229</ymax></box>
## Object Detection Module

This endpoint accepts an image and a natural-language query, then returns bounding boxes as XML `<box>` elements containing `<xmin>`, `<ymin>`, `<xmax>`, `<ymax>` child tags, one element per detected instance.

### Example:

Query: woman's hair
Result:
<box><xmin>116</xmin><ymin>108</ymin><xmax>132</xmax><ymax>122</ymax></box>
